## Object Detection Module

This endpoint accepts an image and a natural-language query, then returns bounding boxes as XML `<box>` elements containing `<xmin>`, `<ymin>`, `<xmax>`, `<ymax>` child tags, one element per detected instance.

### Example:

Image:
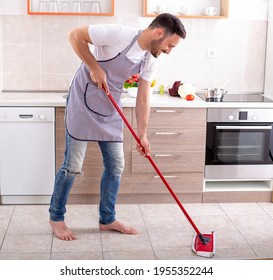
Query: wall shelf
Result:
<box><xmin>143</xmin><ymin>0</ymin><xmax>229</xmax><ymax>19</ymax></box>
<box><xmin>27</xmin><ymin>0</ymin><xmax>114</xmax><ymax>16</ymax></box>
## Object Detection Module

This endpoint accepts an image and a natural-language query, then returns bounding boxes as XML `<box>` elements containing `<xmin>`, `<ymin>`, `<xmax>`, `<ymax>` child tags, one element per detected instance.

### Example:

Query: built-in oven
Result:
<box><xmin>205</xmin><ymin>108</ymin><xmax>273</xmax><ymax>179</ymax></box>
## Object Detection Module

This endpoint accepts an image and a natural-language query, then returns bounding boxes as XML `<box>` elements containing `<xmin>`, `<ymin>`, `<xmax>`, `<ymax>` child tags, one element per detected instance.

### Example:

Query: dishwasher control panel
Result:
<box><xmin>0</xmin><ymin>107</ymin><xmax>55</xmax><ymax>122</ymax></box>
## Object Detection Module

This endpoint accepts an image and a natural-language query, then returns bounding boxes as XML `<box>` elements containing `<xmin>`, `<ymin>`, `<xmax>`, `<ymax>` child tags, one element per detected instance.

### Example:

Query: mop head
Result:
<box><xmin>192</xmin><ymin>231</ymin><xmax>215</xmax><ymax>258</ymax></box>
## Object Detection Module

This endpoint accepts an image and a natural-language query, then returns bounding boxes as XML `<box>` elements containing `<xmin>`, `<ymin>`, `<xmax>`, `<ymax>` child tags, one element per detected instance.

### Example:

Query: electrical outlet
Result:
<box><xmin>207</xmin><ymin>48</ymin><xmax>217</xmax><ymax>58</ymax></box>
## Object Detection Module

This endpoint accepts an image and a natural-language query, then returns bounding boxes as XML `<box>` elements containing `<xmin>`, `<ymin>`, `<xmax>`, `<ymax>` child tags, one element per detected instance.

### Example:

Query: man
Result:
<box><xmin>49</xmin><ymin>13</ymin><xmax>186</xmax><ymax>241</ymax></box>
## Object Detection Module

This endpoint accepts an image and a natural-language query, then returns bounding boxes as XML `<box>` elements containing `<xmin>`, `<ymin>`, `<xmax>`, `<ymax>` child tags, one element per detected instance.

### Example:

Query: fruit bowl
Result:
<box><xmin>127</xmin><ymin>87</ymin><xmax>154</xmax><ymax>98</ymax></box>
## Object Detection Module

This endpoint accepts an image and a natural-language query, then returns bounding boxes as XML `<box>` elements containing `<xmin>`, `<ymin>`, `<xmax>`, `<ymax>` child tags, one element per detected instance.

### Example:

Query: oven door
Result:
<box><xmin>206</xmin><ymin>123</ymin><xmax>273</xmax><ymax>165</ymax></box>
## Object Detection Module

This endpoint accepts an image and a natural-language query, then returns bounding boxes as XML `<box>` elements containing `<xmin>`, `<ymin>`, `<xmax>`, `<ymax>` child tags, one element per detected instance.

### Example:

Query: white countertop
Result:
<box><xmin>1</xmin><ymin>91</ymin><xmax>273</xmax><ymax>108</ymax></box>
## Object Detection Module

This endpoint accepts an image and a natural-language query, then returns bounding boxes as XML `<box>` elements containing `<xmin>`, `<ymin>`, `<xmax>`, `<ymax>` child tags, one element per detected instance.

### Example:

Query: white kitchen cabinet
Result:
<box><xmin>27</xmin><ymin>0</ymin><xmax>114</xmax><ymax>16</ymax></box>
<box><xmin>0</xmin><ymin>0</ymin><xmax>26</xmax><ymax>15</ymax></box>
<box><xmin>143</xmin><ymin>0</ymin><xmax>229</xmax><ymax>19</ymax></box>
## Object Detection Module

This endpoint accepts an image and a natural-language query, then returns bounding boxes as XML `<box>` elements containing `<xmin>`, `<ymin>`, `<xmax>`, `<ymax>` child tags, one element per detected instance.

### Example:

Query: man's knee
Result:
<box><xmin>109</xmin><ymin>157</ymin><xmax>125</xmax><ymax>175</ymax></box>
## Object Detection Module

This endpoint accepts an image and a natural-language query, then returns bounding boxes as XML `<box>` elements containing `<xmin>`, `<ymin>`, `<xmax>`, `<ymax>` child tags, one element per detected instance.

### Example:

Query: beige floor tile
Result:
<box><xmin>51</xmin><ymin>251</ymin><xmax>103</xmax><ymax>260</ymax></box>
<box><xmin>0</xmin><ymin>234</ymin><xmax>4</xmax><ymax>246</ymax></box>
<box><xmin>66</xmin><ymin>204</ymin><xmax>99</xmax><ymax>219</ymax></box>
<box><xmin>64</xmin><ymin>205</ymin><xmax>100</xmax><ymax>233</ymax></box>
<box><xmin>0</xmin><ymin>206</ymin><xmax>14</xmax><ymax>235</ymax></box>
<box><xmin>104</xmin><ymin>250</ymin><xmax>155</xmax><ymax>260</ymax></box>
<box><xmin>139</xmin><ymin>204</ymin><xmax>182</xmax><ymax>218</ymax></box>
<box><xmin>155</xmin><ymin>247</ymin><xmax>256</xmax><ymax>260</ymax></box>
<box><xmin>193</xmin><ymin>215</ymin><xmax>240</xmax><ymax>233</ymax></box>
<box><xmin>7</xmin><ymin>205</ymin><xmax>51</xmax><ymax>235</ymax></box>
<box><xmin>214</xmin><ymin>247</ymin><xmax>256</xmax><ymax>259</ymax></box>
<box><xmin>148</xmin><ymin>230</ymin><xmax>193</xmax><ymax>251</ymax></box>
<box><xmin>0</xmin><ymin>219</ymin><xmax>10</xmax><ymax>236</ymax></box>
<box><xmin>1</xmin><ymin>203</ymin><xmax>272</xmax><ymax>260</ymax></box>
<box><xmin>101</xmin><ymin>231</ymin><xmax>152</xmax><ymax>252</ymax></box>
<box><xmin>237</xmin><ymin>229</ymin><xmax>273</xmax><ymax>247</ymax></box>
<box><xmin>0</xmin><ymin>206</ymin><xmax>14</xmax><ymax>220</ymax></box>
<box><xmin>143</xmin><ymin>213</ymin><xmax>192</xmax><ymax>232</ymax></box>
<box><xmin>219</xmin><ymin>203</ymin><xmax>265</xmax><ymax>216</ymax></box>
<box><xmin>183</xmin><ymin>203</ymin><xmax>227</xmax><ymax>216</ymax></box>
<box><xmin>0</xmin><ymin>253</ymin><xmax>50</xmax><ymax>260</ymax></box>
<box><xmin>109</xmin><ymin>215</ymin><xmax>147</xmax><ymax>233</ymax></box>
<box><xmin>228</xmin><ymin>214</ymin><xmax>273</xmax><ymax>232</ymax></box>
<box><xmin>52</xmin><ymin>233</ymin><xmax>102</xmax><ymax>253</ymax></box>
<box><xmin>64</xmin><ymin>218</ymin><xmax>101</xmax><ymax>235</ymax></box>
<box><xmin>65</xmin><ymin>205</ymin><xmax>99</xmax><ymax>223</ymax></box>
<box><xmin>115</xmin><ymin>204</ymin><xmax>142</xmax><ymax>218</ymax></box>
<box><xmin>258</xmin><ymin>203</ymin><xmax>273</xmax><ymax>219</ymax></box>
<box><xmin>154</xmin><ymin>249</ymin><xmax>203</xmax><ymax>260</ymax></box>
<box><xmin>1</xmin><ymin>234</ymin><xmax>52</xmax><ymax>253</ymax></box>
<box><xmin>251</xmin><ymin>246</ymin><xmax>273</xmax><ymax>258</ymax></box>
<box><xmin>213</xmin><ymin>230</ymin><xmax>250</xmax><ymax>249</ymax></box>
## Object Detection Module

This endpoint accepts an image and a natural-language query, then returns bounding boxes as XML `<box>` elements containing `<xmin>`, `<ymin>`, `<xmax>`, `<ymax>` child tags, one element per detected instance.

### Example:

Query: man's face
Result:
<box><xmin>150</xmin><ymin>32</ymin><xmax>182</xmax><ymax>58</ymax></box>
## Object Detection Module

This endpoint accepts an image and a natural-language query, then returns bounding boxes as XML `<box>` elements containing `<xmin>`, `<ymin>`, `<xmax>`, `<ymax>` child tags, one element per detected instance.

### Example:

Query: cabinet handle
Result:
<box><xmin>154</xmin><ymin>132</ymin><xmax>178</xmax><ymax>135</ymax></box>
<box><xmin>154</xmin><ymin>175</ymin><xmax>179</xmax><ymax>178</ymax></box>
<box><xmin>155</xmin><ymin>110</ymin><xmax>177</xmax><ymax>113</ymax></box>
<box><xmin>154</xmin><ymin>154</ymin><xmax>177</xmax><ymax>157</ymax></box>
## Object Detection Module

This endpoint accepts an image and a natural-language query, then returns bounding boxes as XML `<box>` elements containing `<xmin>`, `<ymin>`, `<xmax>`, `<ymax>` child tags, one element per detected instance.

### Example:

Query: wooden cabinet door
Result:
<box><xmin>55</xmin><ymin>107</ymin><xmax>132</xmax><ymax>195</ymax></box>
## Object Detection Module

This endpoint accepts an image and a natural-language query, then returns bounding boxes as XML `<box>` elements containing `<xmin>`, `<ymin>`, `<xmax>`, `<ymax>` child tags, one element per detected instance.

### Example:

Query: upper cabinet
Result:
<box><xmin>27</xmin><ymin>0</ymin><xmax>114</xmax><ymax>16</ymax></box>
<box><xmin>143</xmin><ymin>0</ymin><xmax>229</xmax><ymax>19</ymax></box>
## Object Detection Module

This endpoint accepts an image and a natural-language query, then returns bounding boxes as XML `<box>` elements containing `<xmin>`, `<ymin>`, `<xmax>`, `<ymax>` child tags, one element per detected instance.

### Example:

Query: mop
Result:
<box><xmin>105</xmin><ymin>89</ymin><xmax>215</xmax><ymax>258</ymax></box>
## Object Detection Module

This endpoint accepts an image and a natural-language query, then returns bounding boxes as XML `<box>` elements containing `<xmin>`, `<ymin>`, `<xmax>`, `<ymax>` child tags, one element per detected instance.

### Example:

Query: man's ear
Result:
<box><xmin>153</xmin><ymin>28</ymin><xmax>165</xmax><ymax>39</ymax></box>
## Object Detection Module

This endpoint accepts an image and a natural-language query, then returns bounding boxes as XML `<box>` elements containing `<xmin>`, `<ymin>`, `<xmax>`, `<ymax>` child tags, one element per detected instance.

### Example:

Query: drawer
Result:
<box><xmin>132</xmin><ymin>173</ymin><xmax>203</xmax><ymax>193</ymax></box>
<box><xmin>132</xmin><ymin>151</ymin><xmax>205</xmax><ymax>173</ymax></box>
<box><xmin>132</xmin><ymin>108</ymin><xmax>206</xmax><ymax>128</ymax></box>
<box><xmin>145</xmin><ymin>128</ymin><xmax>205</xmax><ymax>151</ymax></box>
<box><xmin>71</xmin><ymin>174</ymin><xmax>132</xmax><ymax>194</ymax></box>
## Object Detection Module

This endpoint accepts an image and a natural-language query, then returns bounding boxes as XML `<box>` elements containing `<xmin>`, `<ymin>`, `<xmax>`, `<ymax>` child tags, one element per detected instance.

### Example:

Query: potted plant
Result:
<box><xmin>124</xmin><ymin>74</ymin><xmax>156</xmax><ymax>98</ymax></box>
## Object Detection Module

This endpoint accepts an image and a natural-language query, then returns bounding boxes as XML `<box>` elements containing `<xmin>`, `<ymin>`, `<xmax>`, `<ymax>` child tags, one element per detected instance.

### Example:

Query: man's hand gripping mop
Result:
<box><xmin>104</xmin><ymin>88</ymin><xmax>215</xmax><ymax>258</ymax></box>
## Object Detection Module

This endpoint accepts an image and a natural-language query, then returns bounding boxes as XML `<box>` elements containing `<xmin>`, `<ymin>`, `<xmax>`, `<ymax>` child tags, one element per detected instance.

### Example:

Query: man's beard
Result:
<box><xmin>150</xmin><ymin>37</ymin><xmax>166</xmax><ymax>58</ymax></box>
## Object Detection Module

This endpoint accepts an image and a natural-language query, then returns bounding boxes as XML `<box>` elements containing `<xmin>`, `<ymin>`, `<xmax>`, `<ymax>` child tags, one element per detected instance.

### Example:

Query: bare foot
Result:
<box><xmin>99</xmin><ymin>220</ymin><xmax>137</xmax><ymax>235</ymax></box>
<box><xmin>49</xmin><ymin>220</ymin><xmax>77</xmax><ymax>241</ymax></box>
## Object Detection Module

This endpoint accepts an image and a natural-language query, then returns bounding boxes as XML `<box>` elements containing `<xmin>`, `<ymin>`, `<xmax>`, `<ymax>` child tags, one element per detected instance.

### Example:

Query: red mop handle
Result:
<box><xmin>106</xmin><ymin>91</ymin><xmax>202</xmax><ymax>236</ymax></box>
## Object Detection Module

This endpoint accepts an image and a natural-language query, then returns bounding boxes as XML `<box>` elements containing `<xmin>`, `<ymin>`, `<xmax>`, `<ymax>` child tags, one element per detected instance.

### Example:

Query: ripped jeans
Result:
<box><xmin>49</xmin><ymin>132</ymin><xmax>124</xmax><ymax>225</ymax></box>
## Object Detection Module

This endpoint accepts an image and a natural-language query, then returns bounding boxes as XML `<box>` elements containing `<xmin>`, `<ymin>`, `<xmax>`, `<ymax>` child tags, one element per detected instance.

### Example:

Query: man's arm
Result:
<box><xmin>68</xmin><ymin>26</ymin><xmax>109</xmax><ymax>92</ymax></box>
<box><xmin>135</xmin><ymin>77</ymin><xmax>151</xmax><ymax>156</ymax></box>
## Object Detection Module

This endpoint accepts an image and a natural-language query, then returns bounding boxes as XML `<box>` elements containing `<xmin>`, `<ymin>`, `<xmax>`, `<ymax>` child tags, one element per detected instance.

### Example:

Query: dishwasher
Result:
<box><xmin>0</xmin><ymin>107</ymin><xmax>55</xmax><ymax>204</ymax></box>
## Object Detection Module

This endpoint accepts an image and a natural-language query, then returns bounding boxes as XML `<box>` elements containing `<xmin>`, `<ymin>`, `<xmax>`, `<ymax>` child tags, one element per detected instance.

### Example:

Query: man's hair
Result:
<box><xmin>148</xmin><ymin>13</ymin><xmax>186</xmax><ymax>39</ymax></box>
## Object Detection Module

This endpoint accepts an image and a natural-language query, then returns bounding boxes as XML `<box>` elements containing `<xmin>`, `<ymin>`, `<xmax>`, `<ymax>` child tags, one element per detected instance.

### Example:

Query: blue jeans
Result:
<box><xmin>49</xmin><ymin>132</ymin><xmax>124</xmax><ymax>225</ymax></box>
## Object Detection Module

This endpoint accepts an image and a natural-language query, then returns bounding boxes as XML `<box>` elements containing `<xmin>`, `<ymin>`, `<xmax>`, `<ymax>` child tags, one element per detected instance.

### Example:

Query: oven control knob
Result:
<box><xmin>228</xmin><ymin>115</ymin><xmax>234</xmax><ymax>120</ymax></box>
<box><xmin>252</xmin><ymin>115</ymin><xmax>258</xmax><ymax>121</ymax></box>
<box><xmin>39</xmin><ymin>114</ymin><xmax>45</xmax><ymax>120</ymax></box>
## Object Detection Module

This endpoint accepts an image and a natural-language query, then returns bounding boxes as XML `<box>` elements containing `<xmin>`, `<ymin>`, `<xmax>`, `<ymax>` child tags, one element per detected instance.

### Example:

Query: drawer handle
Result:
<box><xmin>154</xmin><ymin>154</ymin><xmax>176</xmax><ymax>157</ymax></box>
<box><xmin>154</xmin><ymin>175</ymin><xmax>179</xmax><ymax>178</ymax></box>
<box><xmin>154</xmin><ymin>132</ymin><xmax>178</xmax><ymax>135</ymax></box>
<box><xmin>155</xmin><ymin>110</ymin><xmax>177</xmax><ymax>113</ymax></box>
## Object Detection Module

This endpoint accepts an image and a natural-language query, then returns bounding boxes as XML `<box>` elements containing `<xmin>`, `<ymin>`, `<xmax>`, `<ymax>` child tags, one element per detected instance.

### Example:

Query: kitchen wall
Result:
<box><xmin>265</xmin><ymin>0</ymin><xmax>273</xmax><ymax>98</ymax></box>
<box><xmin>0</xmin><ymin>0</ymin><xmax>270</xmax><ymax>93</ymax></box>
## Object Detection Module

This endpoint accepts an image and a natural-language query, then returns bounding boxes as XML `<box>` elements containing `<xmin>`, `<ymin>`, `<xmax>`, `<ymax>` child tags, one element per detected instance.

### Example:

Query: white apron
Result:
<box><xmin>66</xmin><ymin>31</ymin><xmax>146</xmax><ymax>142</ymax></box>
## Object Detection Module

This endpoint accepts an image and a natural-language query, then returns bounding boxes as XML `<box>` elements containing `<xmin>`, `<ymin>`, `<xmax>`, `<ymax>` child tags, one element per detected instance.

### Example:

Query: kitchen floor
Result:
<box><xmin>0</xmin><ymin>202</ymin><xmax>273</xmax><ymax>260</ymax></box>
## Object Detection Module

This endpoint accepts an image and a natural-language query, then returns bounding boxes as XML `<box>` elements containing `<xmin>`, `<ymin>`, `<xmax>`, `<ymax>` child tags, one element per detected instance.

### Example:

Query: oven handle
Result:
<box><xmin>216</xmin><ymin>125</ymin><xmax>272</xmax><ymax>130</ymax></box>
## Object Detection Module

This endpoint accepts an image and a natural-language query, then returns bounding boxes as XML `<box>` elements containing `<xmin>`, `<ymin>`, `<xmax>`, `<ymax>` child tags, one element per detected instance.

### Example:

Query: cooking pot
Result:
<box><xmin>202</xmin><ymin>88</ymin><xmax>227</xmax><ymax>101</ymax></box>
